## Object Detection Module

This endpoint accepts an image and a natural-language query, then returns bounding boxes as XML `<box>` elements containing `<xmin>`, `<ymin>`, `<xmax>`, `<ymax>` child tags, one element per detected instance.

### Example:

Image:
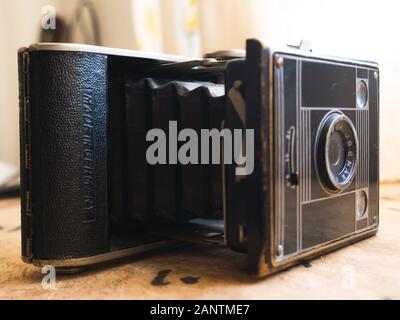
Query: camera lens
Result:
<box><xmin>357</xmin><ymin>80</ymin><xmax>368</xmax><ymax>109</ymax></box>
<box><xmin>316</xmin><ymin>112</ymin><xmax>358</xmax><ymax>192</ymax></box>
<box><xmin>328</xmin><ymin>130</ymin><xmax>345</xmax><ymax>174</ymax></box>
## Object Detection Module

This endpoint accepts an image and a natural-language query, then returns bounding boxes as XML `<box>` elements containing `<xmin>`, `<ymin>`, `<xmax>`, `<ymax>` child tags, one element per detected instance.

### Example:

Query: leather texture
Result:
<box><xmin>18</xmin><ymin>50</ymin><xmax>226</xmax><ymax>261</ymax></box>
<box><xmin>21</xmin><ymin>51</ymin><xmax>109</xmax><ymax>260</ymax></box>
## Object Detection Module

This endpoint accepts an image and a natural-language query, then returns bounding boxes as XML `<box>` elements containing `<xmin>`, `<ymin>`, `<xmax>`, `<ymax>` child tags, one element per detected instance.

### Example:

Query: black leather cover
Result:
<box><xmin>19</xmin><ymin>50</ymin><xmax>109</xmax><ymax>260</ymax></box>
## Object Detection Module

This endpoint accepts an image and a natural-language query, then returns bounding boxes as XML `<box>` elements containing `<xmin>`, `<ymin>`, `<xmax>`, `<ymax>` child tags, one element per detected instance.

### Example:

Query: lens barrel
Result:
<box><xmin>315</xmin><ymin>112</ymin><xmax>358</xmax><ymax>192</ymax></box>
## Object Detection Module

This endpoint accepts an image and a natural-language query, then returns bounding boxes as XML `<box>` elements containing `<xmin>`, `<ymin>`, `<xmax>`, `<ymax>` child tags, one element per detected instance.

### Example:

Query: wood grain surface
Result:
<box><xmin>0</xmin><ymin>183</ymin><xmax>400</xmax><ymax>300</ymax></box>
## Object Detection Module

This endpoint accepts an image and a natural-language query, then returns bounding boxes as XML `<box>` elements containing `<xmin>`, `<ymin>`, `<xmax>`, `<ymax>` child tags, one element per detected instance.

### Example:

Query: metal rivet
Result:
<box><xmin>276</xmin><ymin>57</ymin><xmax>284</xmax><ymax>68</ymax></box>
<box><xmin>277</xmin><ymin>245</ymin><xmax>284</xmax><ymax>257</ymax></box>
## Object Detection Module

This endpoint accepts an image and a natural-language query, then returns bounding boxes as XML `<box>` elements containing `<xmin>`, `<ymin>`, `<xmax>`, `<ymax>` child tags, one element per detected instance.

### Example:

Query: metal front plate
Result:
<box><xmin>272</xmin><ymin>52</ymin><xmax>379</xmax><ymax>264</ymax></box>
<box><xmin>21</xmin><ymin>42</ymin><xmax>194</xmax><ymax>63</ymax></box>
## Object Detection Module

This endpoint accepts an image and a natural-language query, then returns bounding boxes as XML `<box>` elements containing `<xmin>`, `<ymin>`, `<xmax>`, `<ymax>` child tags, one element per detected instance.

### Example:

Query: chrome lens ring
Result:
<box><xmin>316</xmin><ymin>112</ymin><xmax>358</xmax><ymax>192</ymax></box>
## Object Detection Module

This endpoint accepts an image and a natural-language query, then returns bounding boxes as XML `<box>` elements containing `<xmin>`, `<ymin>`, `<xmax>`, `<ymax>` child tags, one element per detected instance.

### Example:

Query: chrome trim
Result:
<box><xmin>319</xmin><ymin>112</ymin><xmax>359</xmax><ymax>192</ymax></box>
<box><xmin>204</xmin><ymin>49</ymin><xmax>246</xmax><ymax>60</ymax></box>
<box><xmin>270</xmin><ymin>227</ymin><xmax>377</xmax><ymax>271</ymax></box>
<box><xmin>21</xmin><ymin>43</ymin><xmax>195</xmax><ymax>63</ymax></box>
<box><xmin>29</xmin><ymin>240</ymin><xmax>173</xmax><ymax>269</ymax></box>
<box><xmin>262</xmin><ymin>41</ymin><xmax>379</xmax><ymax>69</ymax></box>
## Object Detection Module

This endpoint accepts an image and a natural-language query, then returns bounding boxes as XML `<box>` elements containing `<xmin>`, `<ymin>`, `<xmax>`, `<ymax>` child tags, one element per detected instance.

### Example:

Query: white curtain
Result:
<box><xmin>129</xmin><ymin>0</ymin><xmax>260</xmax><ymax>56</ymax></box>
<box><xmin>131</xmin><ymin>0</ymin><xmax>201</xmax><ymax>56</ymax></box>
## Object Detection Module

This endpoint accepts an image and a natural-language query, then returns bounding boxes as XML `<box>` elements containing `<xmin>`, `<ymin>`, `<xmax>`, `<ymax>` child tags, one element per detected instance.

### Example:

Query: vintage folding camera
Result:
<box><xmin>18</xmin><ymin>39</ymin><xmax>379</xmax><ymax>276</ymax></box>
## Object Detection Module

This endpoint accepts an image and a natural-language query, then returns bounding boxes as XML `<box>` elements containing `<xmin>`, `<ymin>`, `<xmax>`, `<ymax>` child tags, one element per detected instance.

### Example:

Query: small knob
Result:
<box><xmin>203</xmin><ymin>49</ymin><xmax>246</xmax><ymax>60</ymax></box>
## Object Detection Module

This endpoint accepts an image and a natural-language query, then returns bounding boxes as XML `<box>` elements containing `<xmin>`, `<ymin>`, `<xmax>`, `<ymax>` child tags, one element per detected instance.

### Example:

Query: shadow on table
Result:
<box><xmin>49</xmin><ymin>242</ymin><xmax>289</xmax><ymax>285</ymax></box>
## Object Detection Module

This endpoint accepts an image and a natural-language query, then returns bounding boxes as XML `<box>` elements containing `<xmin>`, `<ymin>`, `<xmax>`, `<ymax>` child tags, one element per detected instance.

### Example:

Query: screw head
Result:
<box><xmin>276</xmin><ymin>57</ymin><xmax>284</xmax><ymax>68</ymax></box>
<box><xmin>277</xmin><ymin>245</ymin><xmax>284</xmax><ymax>257</ymax></box>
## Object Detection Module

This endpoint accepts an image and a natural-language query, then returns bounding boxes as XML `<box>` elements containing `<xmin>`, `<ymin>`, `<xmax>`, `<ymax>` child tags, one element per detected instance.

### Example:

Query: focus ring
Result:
<box><xmin>315</xmin><ymin>112</ymin><xmax>358</xmax><ymax>192</ymax></box>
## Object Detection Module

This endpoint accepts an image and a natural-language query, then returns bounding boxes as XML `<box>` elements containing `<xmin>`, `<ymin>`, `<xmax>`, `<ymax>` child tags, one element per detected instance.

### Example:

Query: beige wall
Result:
<box><xmin>71</xmin><ymin>0</ymin><xmax>135</xmax><ymax>49</ymax></box>
<box><xmin>0</xmin><ymin>0</ymin><xmax>50</xmax><ymax>165</ymax></box>
<box><xmin>199</xmin><ymin>0</ymin><xmax>400</xmax><ymax>181</ymax></box>
<box><xmin>0</xmin><ymin>0</ymin><xmax>133</xmax><ymax>168</ymax></box>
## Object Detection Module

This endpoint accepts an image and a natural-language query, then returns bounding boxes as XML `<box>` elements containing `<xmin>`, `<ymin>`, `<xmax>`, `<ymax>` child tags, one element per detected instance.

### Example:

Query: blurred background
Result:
<box><xmin>0</xmin><ymin>0</ymin><xmax>399</xmax><ymax>193</ymax></box>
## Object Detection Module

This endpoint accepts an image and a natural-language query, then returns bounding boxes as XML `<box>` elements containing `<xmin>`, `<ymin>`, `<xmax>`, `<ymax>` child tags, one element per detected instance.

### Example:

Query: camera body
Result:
<box><xmin>18</xmin><ymin>39</ymin><xmax>379</xmax><ymax>276</ymax></box>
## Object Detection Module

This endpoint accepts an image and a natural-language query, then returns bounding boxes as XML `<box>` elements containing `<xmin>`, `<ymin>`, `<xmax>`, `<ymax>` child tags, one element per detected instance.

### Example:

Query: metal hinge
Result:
<box><xmin>23</xmin><ymin>52</ymin><xmax>30</xmax><ymax>97</ymax></box>
<box><xmin>25</xmin><ymin>191</ymin><xmax>31</xmax><ymax>215</ymax></box>
<box><xmin>24</xmin><ymin>144</ymin><xmax>31</xmax><ymax>170</ymax></box>
<box><xmin>26</xmin><ymin>238</ymin><xmax>33</xmax><ymax>260</ymax></box>
<box><xmin>22</xmin><ymin>50</ymin><xmax>33</xmax><ymax>261</ymax></box>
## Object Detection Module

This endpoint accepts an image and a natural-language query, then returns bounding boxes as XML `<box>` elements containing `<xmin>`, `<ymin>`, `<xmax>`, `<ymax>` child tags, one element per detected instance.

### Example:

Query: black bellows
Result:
<box><xmin>124</xmin><ymin>78</ymin><xmax>225</xmax><ymax>225</ymax></box>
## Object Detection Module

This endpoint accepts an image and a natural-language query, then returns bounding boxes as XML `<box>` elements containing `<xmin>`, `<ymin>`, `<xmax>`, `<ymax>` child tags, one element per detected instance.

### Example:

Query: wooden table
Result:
<box><xmin>1</xmin><ymin>183</ymin><xmax>400</xmax><ymax>300</ymax></box>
